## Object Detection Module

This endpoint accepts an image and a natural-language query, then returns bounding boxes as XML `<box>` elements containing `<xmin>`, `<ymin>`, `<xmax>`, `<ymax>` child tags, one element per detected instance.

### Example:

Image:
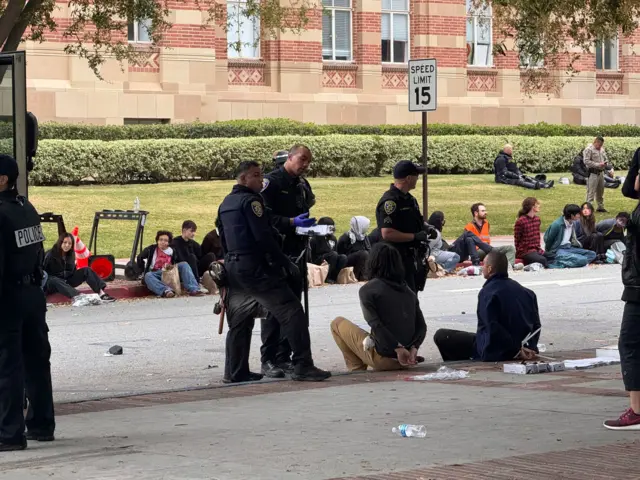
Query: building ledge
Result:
<box><xmin>227</xmin><ymin>59</ymin><xmax>265</xmax><ymax>69</ymax></box>
<box><xmin>322</xmin><ymin>62</ymin><xmax>358</xmax><ymax>72</ymax></box>
<box><xmin>382</xmin><ymin>64</ymin><xmax>408</xmax><ymax>73</ymax></box>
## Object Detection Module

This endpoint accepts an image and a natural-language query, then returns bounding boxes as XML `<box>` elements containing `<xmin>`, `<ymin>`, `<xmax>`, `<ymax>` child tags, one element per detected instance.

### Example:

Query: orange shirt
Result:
<box><xmin>464</xmin><ymin>220</ymin><xmax>491</xmax><ymax>245</ymax></box>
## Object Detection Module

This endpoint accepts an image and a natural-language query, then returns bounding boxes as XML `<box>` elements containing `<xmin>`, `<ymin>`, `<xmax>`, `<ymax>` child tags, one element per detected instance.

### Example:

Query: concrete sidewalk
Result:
<box><xmin>4</xmin><ymin>352</ymin><xmax>639</xmax><ymax>479</ymax></box>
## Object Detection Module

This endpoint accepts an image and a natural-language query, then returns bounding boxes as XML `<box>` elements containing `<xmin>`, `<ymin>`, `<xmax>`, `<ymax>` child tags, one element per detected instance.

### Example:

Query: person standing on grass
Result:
<box><xmin>43</xmin><ymin>233</ymin><xmax>116</xmax><ymax>302</ymax></box>
<box><xmin>513</xmin><ymin>197</ymin><xmax>547</xmax><ymax>268</ymax></box>
<box><xmin>605</xmin><ymin>153</ymin><xmax>640</xmax><ymax>430</ymax></box>
<box><xmin>583</xmin><ymin>136</ymin><xmax>609</xmax><ymax>213</ymax></box>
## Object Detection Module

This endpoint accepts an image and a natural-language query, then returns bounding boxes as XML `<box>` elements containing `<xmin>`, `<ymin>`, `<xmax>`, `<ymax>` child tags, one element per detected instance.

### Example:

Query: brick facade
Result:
<box><xmin>23</xmin><ymin>0</ymin><xmax>640</xmax><ymax>125</ymax></box>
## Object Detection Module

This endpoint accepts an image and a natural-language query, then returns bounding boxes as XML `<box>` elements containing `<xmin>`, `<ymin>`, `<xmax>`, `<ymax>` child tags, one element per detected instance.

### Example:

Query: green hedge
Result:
<box><xmin>25</xmin><ymin>119</ymin><xmax>640</xmax><ymax>141</ymax></box>
<box><xmin>30</xmin><ymin>135</ymin><xmax>638</xmax><ymax>186</ymax></box>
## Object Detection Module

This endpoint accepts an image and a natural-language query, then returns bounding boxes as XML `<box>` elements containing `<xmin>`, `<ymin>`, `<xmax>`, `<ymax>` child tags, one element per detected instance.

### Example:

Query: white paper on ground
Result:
<box><xmin>409</xmin><ymin>366</ymin><xmax>469</xmax><ymax>381</ymax></box>
<box><xmin>564</xmin><ymin>357</ymin><xmax>621</xmax><ymax>370</ymax></box>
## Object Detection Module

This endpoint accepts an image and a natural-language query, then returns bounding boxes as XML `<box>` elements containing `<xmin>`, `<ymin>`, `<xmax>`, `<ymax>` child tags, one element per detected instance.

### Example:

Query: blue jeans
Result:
<box><xmin>434</xmin><ymin>251</ymin><xmax>460</xmax><ymax>273</ymax></box>
<box><xmin>144</xmin><ymin>262</ymin><xmax>200</xmax><ymax>296</ymax></box>
<box><xmin>549</xmin><ymin>245</ymin><xmax>597</xmax><ymax>269</ymax></box>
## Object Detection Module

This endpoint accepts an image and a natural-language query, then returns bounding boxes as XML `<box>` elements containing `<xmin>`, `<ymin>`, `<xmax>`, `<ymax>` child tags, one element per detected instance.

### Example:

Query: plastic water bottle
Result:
<box><xmin>133</xmin><ymin>197</ymin><xmax>140</xmax><ymax>213</ymax></box>
<box><xmin>392</xmin><ymin>424</ymin><xmax>427</xmax><ymax>438</ymax></box>
<box><xmin>538</xmin><ymin>343</ymin><xmax>547</xmax><ymax>353</ymax></box>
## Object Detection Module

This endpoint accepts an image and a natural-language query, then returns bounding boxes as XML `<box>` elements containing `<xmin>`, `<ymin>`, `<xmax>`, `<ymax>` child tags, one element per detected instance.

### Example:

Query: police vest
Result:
<box><xmin>217</xmin><ymin>186</ymin><xmax>269</xmax><ymax>255</ymax></box>
<box><xmin>0</xmin><ymin>193</ymin><xmax>45</xmax><ymax>282</ymax></box>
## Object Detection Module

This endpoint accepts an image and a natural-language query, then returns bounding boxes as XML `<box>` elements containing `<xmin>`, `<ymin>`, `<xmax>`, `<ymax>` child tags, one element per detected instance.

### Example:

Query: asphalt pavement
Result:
<box><xmin>47</xmin><ymin>264</ymin><xmax>625</xmax><ymax>403</ymax></box>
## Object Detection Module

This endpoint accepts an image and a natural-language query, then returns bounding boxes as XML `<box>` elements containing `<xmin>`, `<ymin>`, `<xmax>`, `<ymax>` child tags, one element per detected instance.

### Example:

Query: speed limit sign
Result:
<box><xmin>408</xmin><ymin>59</ymin><xmax>437</xmax><ymax>112</ymax></box>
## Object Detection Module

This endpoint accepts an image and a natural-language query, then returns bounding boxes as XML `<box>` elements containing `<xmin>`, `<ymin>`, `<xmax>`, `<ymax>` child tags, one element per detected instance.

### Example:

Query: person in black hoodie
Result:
<box><xmin>494</xmin><ymin>144</ymin><xmax>554</xmax><ymax>190</ymax></box>
<box><xmin>43</xmin><ymin>232</ymin><xmax>115</xmax><ymax>302</ymax></box>
<box><xmin>330</xmin><ymin>242</ymin><xmax>427</xmax><ymax>371</ymax></box>
<box><xmin>336</xmin><ymin>216</ymin><xmax>371</xmax><ymax>280</ymax></box>
<box><xmin>171</xmin><ymin>220</ymin><xmax>216</xmax><ymax>280</ymax></box>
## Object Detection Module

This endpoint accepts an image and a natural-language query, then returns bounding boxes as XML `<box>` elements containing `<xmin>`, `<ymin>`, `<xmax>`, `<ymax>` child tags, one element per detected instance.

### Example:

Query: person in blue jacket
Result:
<box><xmin>433</xmin><ymin>250</ymin><xmax>541</xmax><ymax>362</ymax></box>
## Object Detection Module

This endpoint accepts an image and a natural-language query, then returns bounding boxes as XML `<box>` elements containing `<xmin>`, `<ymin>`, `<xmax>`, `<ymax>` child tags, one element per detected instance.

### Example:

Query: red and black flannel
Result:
<box><xmin>514</xmin><ymin>215</ymin><xmax>543</xmax><ymax>258</ymax></box>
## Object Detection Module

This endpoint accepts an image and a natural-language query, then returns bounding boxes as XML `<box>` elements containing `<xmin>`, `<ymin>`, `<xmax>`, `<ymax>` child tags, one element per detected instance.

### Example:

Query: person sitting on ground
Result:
<box><xmin>201</xmin><ymin>224</ymin><xmax>224</xmax><ymax>261</ymax></box>
<box><xmin>137</xmin><ymin>230</ymin><xmax>204</xmax><ymax>298</ymax></box>
<box><xmin>330</xmin><ymin>242</ymin><xmax>427</xmax><ymax>371</ymax></box>
<box><xmin>494</xmin><ymin>144</ymin><xmax>554</xmax><ymax>190</ymax></box>
<box><xmin>43</xmin><ymin>232</ymin><xmax>116</xmax><ymax>302</ymax></box>
<box><xmin>428</xmin><ymin>211</ymin><xmax>492</xmax><ymax>266</ymax></box>
<box><xmin>368</xmin><ymin>227</ymin><xmax>382</xmax><ymax>246</ymax></box>
<box><xmin>425</xmin><ymin>211</ymin><xmax>460</xmax><ymax>273</ymax></box>
<box><xmin>513</xmin><ymin>197</ymin><xmax>547</xmax><ymax>268</ymax></box>
<box><xmin>574</xmin><ymin>202</ymin><xmax>606</xmax><ymax>262</ymax></box>
<box><xmin>310</xmin><ymin>217</ymin><xmax>347</xmax><ymax>284</ymax></box>
<box><xmin>597</xmin><ymin>212</ymin><xmax>630</xmax><ymax>250</ymax></box>
<box><xmin>171</xmin><ymin>220</ymin><xmax>217</xmax><ymax>279</ymax></box>
<box><xmin>433</xmin><ymin>251</ymin><xmax>541</xmax><ymax>362</ymax></box>
<box><xmin>572</xmin><ymin>147</ymin><xmax>620</xmax><ymax>189</ymax></box>
<box><xmin>337</xmin><ymin>216</ymin><xmax>371</xmax><ymax>280</ymax></box>
<box><xmin>465</xmin><ymin>203</ymin><xmax>518</xmax><ymax>267</ymax></box>
<box><xmin>543</xmin><ymin>204</ymin><xmax>597</xmax><ymax>268</ymax></box>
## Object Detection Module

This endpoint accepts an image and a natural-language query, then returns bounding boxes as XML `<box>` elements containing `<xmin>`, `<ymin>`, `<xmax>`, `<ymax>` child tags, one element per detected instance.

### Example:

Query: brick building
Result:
<box><xmin>24</xmin><ymin>0</ymin><xmax>640</xmax><ymax>125</ymax></box>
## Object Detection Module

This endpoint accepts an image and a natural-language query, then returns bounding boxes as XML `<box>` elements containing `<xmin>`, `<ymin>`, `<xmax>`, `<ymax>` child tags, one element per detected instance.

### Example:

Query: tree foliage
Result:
<box><xmin>0</xmin><ymin>0</ymin><xmax>316</xmax><ymax>78</ymax></box>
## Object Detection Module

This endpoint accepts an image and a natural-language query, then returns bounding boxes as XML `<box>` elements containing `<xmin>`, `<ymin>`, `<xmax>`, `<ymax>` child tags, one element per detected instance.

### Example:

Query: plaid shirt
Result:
<box><xmin>514</xmin><ymin>215</ymin><xmax>543</xmax><ymax>258</ymax></box>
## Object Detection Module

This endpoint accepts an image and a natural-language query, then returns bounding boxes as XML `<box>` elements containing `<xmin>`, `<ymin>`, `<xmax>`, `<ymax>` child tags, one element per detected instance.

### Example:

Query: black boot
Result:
<box><xmin>26</xmin><ymin>431</ymin><xmax>55</xmax><ymax>442</ymax></box>
<box><xmin>275</xmin><ymin>361</ymin><xmax>294</xmax><ymax>374</ymax></box>
<box><xmin>222</xmin><ymin>372</ymin><xmax>264</xmax><ymax>384</ymax></box>
<box><xmin>0</xmin><ymin>438</ymin><xmax>27</xmax><ymax>451</ymax></box>
<box><xmin>261</xmin><ymin>361</ymin><xmax>285</xmax><ymax>378</ymax></box>
<box><xmin>546</xmin><ymin>180</ymin><xmax>555</xmax><ymax>188</ymax></box>
<box><xmin>291</xmin><ymin>365</ymin><xmax>332</xmax><ymax>382</ymax></box>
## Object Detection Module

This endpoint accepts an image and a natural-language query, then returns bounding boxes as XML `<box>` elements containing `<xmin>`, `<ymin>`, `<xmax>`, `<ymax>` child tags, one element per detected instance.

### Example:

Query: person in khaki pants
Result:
<box><xmin>584</xmin><ymin>136</ymin><xmax>609</xmax><ymax>213</ymax></box>
<box><xmin>330</xmin><ymin>243</ymin><xmax>427</xmax><ymax>372</ymax></box>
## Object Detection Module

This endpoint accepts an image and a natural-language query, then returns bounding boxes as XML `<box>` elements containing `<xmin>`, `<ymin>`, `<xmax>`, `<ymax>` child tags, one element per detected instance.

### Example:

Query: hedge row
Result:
<box><xmin>21</xmin><ymin>119</ymin><xmax>640</xmax><ymax>141</ymax></box>
<box><xmin>29</xmin><ymin>135</ymin><xmax>640</xmax><ymax>186</ymax></box>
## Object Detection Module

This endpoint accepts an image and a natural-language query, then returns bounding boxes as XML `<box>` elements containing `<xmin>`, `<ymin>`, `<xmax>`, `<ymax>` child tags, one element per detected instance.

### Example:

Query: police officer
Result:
<box><xmin>375</xmin><ymin>160</ymin><xmax>435</xmax><ymax>293</ymax></box>
<box><xmin>259</xmin><ymin>145</ymin><xmax>316</xmax><ymax>378</ymax></box>
<box><xmin>217</xmin><ymin>160</ymin><xmax>331</xmax><ymax>382</ymax></box>
<box><xmin>0</xmin><ymin>154</ymin><xmax>55</xmax><ymax>450</ymax></box>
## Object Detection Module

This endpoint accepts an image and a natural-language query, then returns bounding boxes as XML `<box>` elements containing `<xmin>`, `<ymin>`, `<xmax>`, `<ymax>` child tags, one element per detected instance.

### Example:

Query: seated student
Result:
<box><xmin>337</xmin><ymin>216</ymin><xmax>371</xmax><ymax>280</ymax></box>
<box><xmin>513</xmin><ymin>197</ymin><xmax>548</xmax><ymax>267</ymax></box>
<box><xmin>201</xmin><ymin>224</ymin><xmax>224</xmax><ymax>261</ymax></box>
<box><xmin>465</xmin><ymin>203</ymin><xmax>517</xmax><ymax>267</ymax></box>
<box><xmin>571</xmin><ymin>150</ymin><xmax>620</xmax><ymax>189</ymax></box>
<box><xmin>44</xmin><ymin>232</ymin><xmax>116</xmax><ymax>302</ymax></box>
<box><xmin>137</xmin><ymin>230</ymin><xmax>204</xmax><ymax>298</ymax></box>
<box><xmin>597</xmin><ymin>212</ymin><xmax>630</xmax><ymax>250</ymax></box>
<box><xmin>171</xmin><ymin>220</ymin><xmax>217</xmax><ymax>279</ymax></box>
<box><xmin>494</xmin><ymin>144</ymin><xmax>554</xmax><ymax>190</ymax></box>
<box><xmin>425</xmin><ymin>212</ymin><xmax>459</xmax><ymax>273</ymax></box>
<box><xmin>428</xmin><ymin>211</ymin><xmax>492</xmax><ymax>266</ymax></box>
<box><xmin>543</xmin><ymin>204</ymin><xmax>597</xmax><ymax>268</ymax></box>
<box><xmin>310</xmin><ymin>217</ymin><xmax>349</xmax><ymax>283</ymax></box>
<box><xmin>574</xmin><ymin>202</ymin><xmax>606</xmax><ymax>262</ymax></box>
<box><xmin>330</xmin><ymin>242</ymin><xmax>427</xmax><ymax>371</ymax></box>
<box><xmin>433</xmin><ymin>251</ymin><xmax>541</xmax><ymax>362</ymax></box>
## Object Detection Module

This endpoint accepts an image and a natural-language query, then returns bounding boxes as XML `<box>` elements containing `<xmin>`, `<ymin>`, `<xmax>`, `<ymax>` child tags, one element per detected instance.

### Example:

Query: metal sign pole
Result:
<box><xmin>422</xmin><ymin>111</ymin><xmax>428</xmax><ymax>218</ymax></box>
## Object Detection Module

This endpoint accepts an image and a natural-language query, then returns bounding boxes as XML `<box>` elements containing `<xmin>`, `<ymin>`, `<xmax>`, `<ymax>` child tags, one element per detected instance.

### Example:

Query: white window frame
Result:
<box><xmin>128</xmin><ymin>19</ymin><xmax>152</xmax><ymax>44</ymax></box>
<box><xmin>595</xmin><ymin>37</ymin><xmax>619</xmax><ymax>71</ymax></box>
<box><xmin>381</xmin><ymin>0</ymin><xmax>410</xmax><ymax>64</ymax></box>
<box><xmin>322</xmin><ymin>0</ymin><xmax>353</xmax><ymax>62</ymax></box>
<box><xmin>227</xmin><ymin>0</ymin><xmax>261</xmax><ymax>59</ymax></box>
<box><xmin>466</xmin><ymin>0</ymin><xmax>492</xmax><ymax>67</ymax></box>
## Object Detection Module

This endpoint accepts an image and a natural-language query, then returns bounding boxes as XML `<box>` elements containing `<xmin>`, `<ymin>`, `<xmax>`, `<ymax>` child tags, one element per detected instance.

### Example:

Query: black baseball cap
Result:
<box><xmin>273</xmin><ymin>150</ymin><xmax>289</xmax><ymax>166</ymax></box>
<box><xmin>0</xmin><ymin>154</ymin><xmax>18</xmax><ymax>183</ymax></box>
<box><xmin>393</xmin><ymin>160</ymin><xmax>426</xmax><ymax>179</ymax></box>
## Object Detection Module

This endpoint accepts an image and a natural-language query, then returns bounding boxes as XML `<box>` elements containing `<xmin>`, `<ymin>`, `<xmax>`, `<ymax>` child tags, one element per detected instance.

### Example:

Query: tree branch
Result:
<box><xmin>2</xmin><ymin>0</ymin><xmax>45</xmax><ymax>52</ymax></box>
<box><xmin>0</xmin><ymin>0</ymin><xmax>26</xmax><ymax>47</ymax></box>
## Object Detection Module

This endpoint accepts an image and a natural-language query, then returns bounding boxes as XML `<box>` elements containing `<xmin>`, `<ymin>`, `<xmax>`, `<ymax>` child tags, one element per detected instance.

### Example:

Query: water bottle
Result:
<box><xmin>538</xmin><ymin>343</ymin><xmax>547</xmax><ymax>353</ymax></box>
<box><xmin>133</xmin><ymin>197</ymin><xmax>140</xmax><ymax>213</ymax></box>
<box><xmin>392</xmin><ymin>424</ymin><xmax>427</xmax><ymax>438</ymax></box>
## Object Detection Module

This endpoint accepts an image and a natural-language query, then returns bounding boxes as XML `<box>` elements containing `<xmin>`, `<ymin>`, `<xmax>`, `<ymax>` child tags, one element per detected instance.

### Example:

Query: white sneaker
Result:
<box><xmin>513</xmin><ymin>263</ymin><xmax>525</xmax><ymax>271</ymax></box>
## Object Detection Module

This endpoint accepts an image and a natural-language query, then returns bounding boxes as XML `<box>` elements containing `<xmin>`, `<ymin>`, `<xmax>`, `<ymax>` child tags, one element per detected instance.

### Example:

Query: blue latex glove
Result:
<box><xmin>293</xmin><ymin>212</ymin><xmax>316</xmax><ymax>228</ymax></box>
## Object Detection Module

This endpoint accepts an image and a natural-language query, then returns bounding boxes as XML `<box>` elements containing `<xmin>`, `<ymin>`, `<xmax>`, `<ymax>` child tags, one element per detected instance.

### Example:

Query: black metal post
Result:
<box><xmin>422</xmin><ymin>111</ymin><xmax>428</xmax><ymax>218</ymax></box>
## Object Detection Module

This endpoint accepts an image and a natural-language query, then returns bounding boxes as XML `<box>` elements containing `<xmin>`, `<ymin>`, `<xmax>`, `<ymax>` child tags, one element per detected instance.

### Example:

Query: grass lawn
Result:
<box><xmin>30</xmin><ymin>174</ymin><xmax>637</xmax><ymax>259</ymax></box>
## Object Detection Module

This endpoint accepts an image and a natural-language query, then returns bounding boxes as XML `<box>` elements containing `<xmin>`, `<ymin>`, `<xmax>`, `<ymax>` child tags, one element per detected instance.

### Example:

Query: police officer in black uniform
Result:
<box><xmin>375</xmin><ymin>160</ymin><xmax>435</xmax><ymax>293</ymax></box>
<box><xmin>217</xmin><ymin>160</ymin><xmax>331</xmax><ymax>382</ymax></box>
<box><xmin>259</xmin><ymin>145</ymin><xmax>316</xmax><ymax>378</ymax></box>
<box><xmin>0</xmin><ymin>154</ymin><xmax>55</xmax><ymax>450</ymax></box>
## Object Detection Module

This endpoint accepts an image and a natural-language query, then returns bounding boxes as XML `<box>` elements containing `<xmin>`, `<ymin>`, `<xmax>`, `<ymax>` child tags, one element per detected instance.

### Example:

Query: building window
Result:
<box><xmin>322</xmin><ymin>0</ymin><xmax>352</xmax><ymax>61</ymax></box>
<box><xmin>227</xmin><ymin>0</ymin><xmax>260</xmax><ymax>58</ymax></box>
<box><xmin>466</xmin><ymin>0</ymin><xmax>492</xmax><ymax>67</ymax></box>
<box><xmin>381</xmin><ymin>0</ymin><xmax>409</xmax><ymax>64</ymax></box>
<box><xmin>124</xmin><ymin>118</ymin><xmax>170</xmax><ymax>125</ymax></box>
<box><xmin>596</xmin><ymin>38</ymin><xmax>618</xmax><ymax>71</ymax></box>
<box><xmin>128</xmin><ymin>19</ymin><xmax>152</xmax><ymax>43</ymax></box>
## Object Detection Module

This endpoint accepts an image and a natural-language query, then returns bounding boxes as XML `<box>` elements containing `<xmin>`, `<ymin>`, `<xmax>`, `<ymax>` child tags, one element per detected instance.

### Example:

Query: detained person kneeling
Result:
<box><xmin>433</xmin><ymin>251</ymin><xmax>542</xmax><ymax>362</ymax></box>
<box><xmin>330</xmin><ymin>242</ymin><xmax>427</xmax><ymax>371</ymax></box>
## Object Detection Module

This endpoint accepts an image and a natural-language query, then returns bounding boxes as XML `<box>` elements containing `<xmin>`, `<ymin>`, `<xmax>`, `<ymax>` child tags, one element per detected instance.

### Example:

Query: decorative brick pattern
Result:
<box><xmin>128</xmin><ymin>51</ymin><xmax>160</xmax><ymax>73</ymax></box>
<box><xmin>381</xmin><ymin>68</ymin><xmax>408</xmax><ymax>89</ymax></box>
<box><xmin>227</xmin><ymin>61</ymin><xmax>265</xmax><ymax>86</ymax></box>
<box><xmin>322</xmin><ymin>65</ymin><xmax>358</xmax><ymax>88</ymax></box>
<box><xmin>596</xmin><ymin>72</ymin><xmax>624</xmax><ymax>95</ymax></box>
<box><xmin>467</xmin><ymin>69</ymin><xmax>498</xmax><ymax>91</ymax></box>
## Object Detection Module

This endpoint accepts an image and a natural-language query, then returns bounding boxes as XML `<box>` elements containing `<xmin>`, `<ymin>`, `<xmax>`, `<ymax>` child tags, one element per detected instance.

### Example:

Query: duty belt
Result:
<box><xmin>588</xmin><ymin>168</ymin><xmax>604</xmax><ymax>175</ymax></box>
<box><xmin>14</xmin><ymin>274</ymin><xmax>39</xmax><ymax>286</ymax></box>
